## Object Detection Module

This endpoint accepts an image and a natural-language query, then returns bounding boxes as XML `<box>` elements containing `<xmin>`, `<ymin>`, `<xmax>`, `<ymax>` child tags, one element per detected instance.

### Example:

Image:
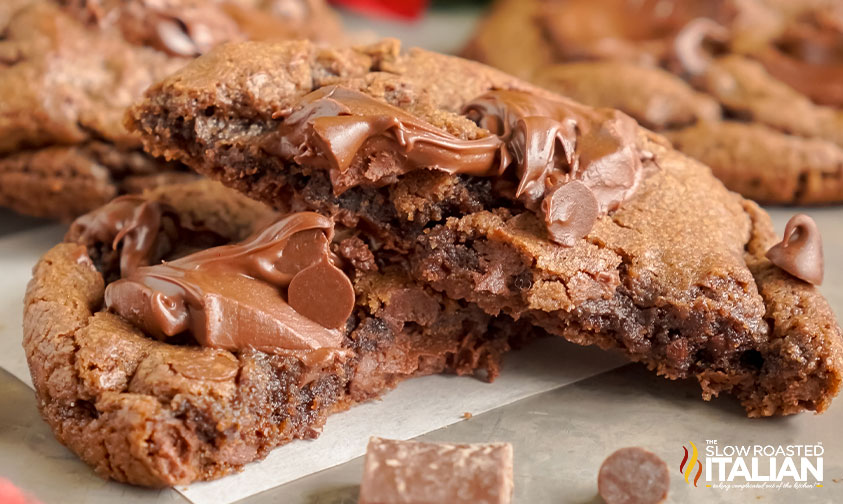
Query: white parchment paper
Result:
<box><xmin>0</xmin><ymin>225</ymin><xmax>66</xmax><ymax>387</ymax></box>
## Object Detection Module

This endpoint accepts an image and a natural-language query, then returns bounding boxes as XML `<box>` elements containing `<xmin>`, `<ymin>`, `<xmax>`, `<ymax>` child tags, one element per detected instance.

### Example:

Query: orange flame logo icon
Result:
<box><xmin>680</xmin><ymin>441</ymin><xmax>703</xmax><ymax>487</ymax></box>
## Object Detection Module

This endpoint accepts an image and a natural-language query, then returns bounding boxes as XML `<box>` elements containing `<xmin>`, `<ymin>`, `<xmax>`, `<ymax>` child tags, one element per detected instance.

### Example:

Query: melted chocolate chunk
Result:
<box><xmin>267</xmin><ymin>86</ymin><xmax>644</xmax><ymax>246</ymax></box>
<box><xmin>167</xmin><ymin>350</ymin><xmax>239</xmax><ymax>381</ymax></box>
<box><xmin>757</xmin><ymin>18</ymin><xmax>843</xmax><ymax>107</ymax></box>
<box><xmin>105</xmin><ymin>212</ymin><xmax>356</xmax><ymax>358</ymax></box>
<box><xmin>464</xmin><ymin>90</ymin><xmax>642</xmax><ymax>243</ymax></box>
<box><xmin>766</xmin><ymin>214</ymin><xmax>824</xmax><ymax>285</ymax></box>
<box><xmin>267</xmin><ymin>86</ymin><xmax>502</xmax><ymax>192</ymax></box>
<box><xmin>69</xmin><ymin>198</ymin><xmax>358</xmax><ymax>359</ymax></box>
<box><xmin>67</xmin><ymin>195</ymin><xmax>180</xmax><ymax>276</ymax></box>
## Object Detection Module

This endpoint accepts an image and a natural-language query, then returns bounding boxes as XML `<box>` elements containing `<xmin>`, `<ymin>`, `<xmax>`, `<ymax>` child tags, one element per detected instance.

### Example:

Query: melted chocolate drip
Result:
<box><xmin>464</xmin><ymin>89</ymin><xmax>642</xmax><ymax>245</ymax></box>
<box><xmin>67</xmin><ymin>195</ymin><xmax>179</xmax><ymax>276</ymax></box>
<box><xmin>104</xmin><ymin>212</ymin><xmax>355</xmax><ymax>358</ymax></box>
<box><xmin>69</xmin><ymin>200</ymin><xmax>357</xmax><ymax>361</ymax></box>
<box><xmin>268</xmin><ymin>86</ymin><xmax>644</xmax><ymax>246</ymax></box>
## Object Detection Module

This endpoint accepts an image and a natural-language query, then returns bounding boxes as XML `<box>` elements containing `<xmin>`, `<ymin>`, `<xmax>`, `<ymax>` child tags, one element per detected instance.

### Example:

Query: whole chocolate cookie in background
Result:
<box><xmin>462</xmin><ymin>0</ymin><xmax>843</xmax><ymax>204</ymax></box>
<box><xmin>0</xmin><ymin>0</ymin><xmax>343</xmax><ymax>220</ymax></box>
<box><xmin>24</xmin><ymin>179</ymin><xmax>531</xmax><ymax>486</ymax></box>
<box><xmin>129</xmin><ymin>39</ymin><xmax>842</xmax><ymax>417</ymax></box>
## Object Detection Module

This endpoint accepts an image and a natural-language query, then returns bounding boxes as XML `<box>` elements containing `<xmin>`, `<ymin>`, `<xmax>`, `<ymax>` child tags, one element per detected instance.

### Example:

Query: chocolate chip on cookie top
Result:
<box><xmin>766</xmin><ymin>214</ymin><xmax>824</xmax><ymax>286</ymax></box>
<box><xmin>267</xmin><ymin>86</ymin><xmax>645</xmax><ymax>246</ymax></box>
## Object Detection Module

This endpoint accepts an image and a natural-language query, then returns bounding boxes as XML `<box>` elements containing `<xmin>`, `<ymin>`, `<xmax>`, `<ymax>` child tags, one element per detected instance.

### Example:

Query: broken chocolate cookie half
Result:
<box><xmin>128</xmin><ymin>39</ymin><xmax>842</xmax><ymax>418</ymax></box>
<box><xmin>24</xmin><ymin>180</ymin><xmax>529</xmax><ymax>486</ymax></box>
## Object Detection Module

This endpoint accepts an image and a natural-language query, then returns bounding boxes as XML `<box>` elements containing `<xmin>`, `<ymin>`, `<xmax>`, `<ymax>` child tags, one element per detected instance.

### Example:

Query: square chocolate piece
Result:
<box><xmin>359</xmin><ymin>437</ymin><xmax>514</xmax><ymax>504</ymax></box>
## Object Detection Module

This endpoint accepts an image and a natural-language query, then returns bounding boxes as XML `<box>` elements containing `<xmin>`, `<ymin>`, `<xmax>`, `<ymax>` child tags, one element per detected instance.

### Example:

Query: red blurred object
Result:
<box><xmin>0</xmin><ymin>478</ymin><xmax>37</xmax><ymax>504</ymax></box>
<box><xmin>329</xmin><ymin>0</ymin><xmax>429</xmax><ymax>20</ymax></box>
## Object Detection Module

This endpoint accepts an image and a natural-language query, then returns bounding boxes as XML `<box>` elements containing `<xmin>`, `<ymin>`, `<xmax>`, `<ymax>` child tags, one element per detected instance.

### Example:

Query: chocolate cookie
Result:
<box><xmin>463</xmin><ymin>0</ymin><xmax>843</xmax><ymax>204</ymax></box>
<box><xmin>0</xmin><ymin>0</ymin><xmax>343</xmax><ymax>220</ymax></box>
<box><xmin>24</xmin><ymin>179</ymin><xmax>528</xmax><ymax>486</ymax></box>
<box><xmin>128</xmin><ymin>39</ymin><xmax>843</xmax><ymax>417</ymax></box>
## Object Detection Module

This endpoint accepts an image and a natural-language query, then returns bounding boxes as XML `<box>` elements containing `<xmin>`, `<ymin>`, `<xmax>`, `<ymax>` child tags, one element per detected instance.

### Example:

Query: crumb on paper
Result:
<box><xmin>833</xmin><ymin>478</ymin><xmax>841</xmax><ymax>483</ymax></box>
<box><xmin>462</xmin><ymin>412</ymin><xmax>472</xmax><ymax>419</ymax></box>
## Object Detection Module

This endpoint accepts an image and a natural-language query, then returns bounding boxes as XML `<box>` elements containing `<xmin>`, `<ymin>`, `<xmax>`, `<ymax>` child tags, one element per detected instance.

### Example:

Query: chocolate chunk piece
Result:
<box><xmin>129</xmin><ymin>39</ymin><xmax>843</xmax><ymax>417</ymax></box>
<box><xmin>598</xmin><ymin>447</ymin><xmax>669</xmax><ymax>504</ymax></box>
<box><xmin>287</xmin><ymin>257</ymin><xmax>355</xmax><ymax>329</ymax></box>
<box><xmin>359</xmin><ymin>437</ymin><xmax>514</xmax><ymax>504</ymax></box>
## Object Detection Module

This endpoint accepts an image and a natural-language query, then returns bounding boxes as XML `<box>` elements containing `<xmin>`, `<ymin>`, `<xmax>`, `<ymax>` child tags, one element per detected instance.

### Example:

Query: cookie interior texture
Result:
<box><xmin>463</xmin><ymin>0</ymin><xmax>843</xmax><ymax>204</ymax></box>
<box><xmin>128</xmin><ymin>39</ymin><xmax>843</xmax><ymax>418</ymax></box>
<box><xmin>0</xmin><ymin>0</ymin><xmax>343</xmax><ymax>220</ymax></box>
<box><xmin>24</xmin><ymin>180</ymin><xmax>532</xmax><ymax>486</ymax></box>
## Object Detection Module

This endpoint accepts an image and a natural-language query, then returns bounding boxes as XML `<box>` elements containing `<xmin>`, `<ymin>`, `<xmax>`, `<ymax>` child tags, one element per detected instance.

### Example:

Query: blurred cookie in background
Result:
<box><xmin>0</xmin><ymin>0</ymin><xmax>344</xmax><ymax>220</ymax></box>
<box><xmin>464</xmin><ymin>0</ymin><xmax>843</xmax><ymax>204</ymax></box>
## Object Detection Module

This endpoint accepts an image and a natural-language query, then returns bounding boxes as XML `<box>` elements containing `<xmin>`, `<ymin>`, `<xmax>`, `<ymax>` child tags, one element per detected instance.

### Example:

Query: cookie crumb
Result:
<box><xmin>462</xmin><ymin>412</ymin><xmax>473</xmax><ymax>419</ymax></box>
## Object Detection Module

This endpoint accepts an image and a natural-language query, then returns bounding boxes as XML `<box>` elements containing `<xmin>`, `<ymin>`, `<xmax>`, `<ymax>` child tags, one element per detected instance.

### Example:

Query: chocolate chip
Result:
<box><xmin>598</xmin><ymin>447</ymin><xmax>669</xmax><ymax>504</ymax></box>
<box><xmin>541</xmin><ymin>180</ymin><xmax>599</xmax><ymax>246</ymax></box>
<box><xmin>765</xmin><ymin>214</ymin><xmax>824</xmax><ymax>285</ymax></box>
<box><xmin>288</xmin><ymin>257</ymin><xmax>355</xmax><ymax>329</ymax></box>
<box><xmin>277</xmin><ymin>229</ymin><xmax>329</xmax><ymax>277</ymax></box>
